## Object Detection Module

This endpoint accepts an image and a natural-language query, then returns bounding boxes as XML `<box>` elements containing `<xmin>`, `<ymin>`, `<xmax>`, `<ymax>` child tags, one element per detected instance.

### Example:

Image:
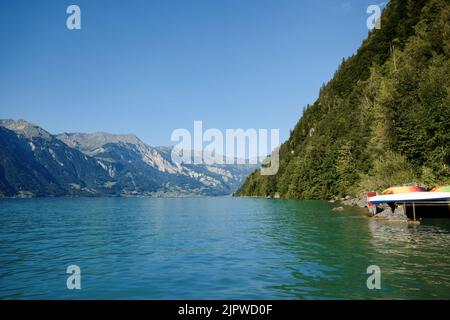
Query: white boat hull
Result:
<box><xmin>368</xmin><ymin>192</ymin><xmax>450</xmax><ymax>205</ymax></box>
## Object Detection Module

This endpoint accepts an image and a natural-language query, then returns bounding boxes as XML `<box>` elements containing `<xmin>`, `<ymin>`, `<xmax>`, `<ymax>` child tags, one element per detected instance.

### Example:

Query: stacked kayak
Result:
<box><xmin>368</xmin><ymin>185</ymin><xmax>450</xmax><ymax>205</ymax></box>
<box><xmin>381</xmin><ymin>186</ymin><xmax>426</xmax><ymax>195</ymax></box>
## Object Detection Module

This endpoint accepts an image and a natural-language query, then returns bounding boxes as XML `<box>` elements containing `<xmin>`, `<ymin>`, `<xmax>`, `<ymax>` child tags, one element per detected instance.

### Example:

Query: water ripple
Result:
<box><xmin>1</xmin><ymin>197</ymin><xmax>450</xmax><ymax>299</ymax></box>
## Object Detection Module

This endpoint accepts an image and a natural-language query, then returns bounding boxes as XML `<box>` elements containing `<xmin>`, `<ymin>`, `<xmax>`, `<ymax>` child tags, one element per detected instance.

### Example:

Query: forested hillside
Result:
<box><xmin>237</xmin><ymin>0</ymin><xmax>450</xmax><ymax>199</ymax></box>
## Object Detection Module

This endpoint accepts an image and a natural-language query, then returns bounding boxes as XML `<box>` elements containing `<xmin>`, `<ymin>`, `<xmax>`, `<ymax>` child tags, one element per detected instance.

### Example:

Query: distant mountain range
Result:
<box><xmin>0</xmin><ymin>119</ymin><xmax>257</xmax><ymax>197</ymax></box>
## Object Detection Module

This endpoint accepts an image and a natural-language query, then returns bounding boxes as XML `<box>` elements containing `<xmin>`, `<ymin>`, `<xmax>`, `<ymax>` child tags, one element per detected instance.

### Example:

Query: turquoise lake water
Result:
<box><xmin>1</xmin><ymin>197</ymin><xmax>450</xmax><ymax>299</ymax></box>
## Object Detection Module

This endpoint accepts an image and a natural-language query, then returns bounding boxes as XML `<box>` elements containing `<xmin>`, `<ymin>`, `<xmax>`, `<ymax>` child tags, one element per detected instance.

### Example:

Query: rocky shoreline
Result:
<box><xmin>239</xmin><ymin>193</ymin><xmax>411</xmax><ymax>222</ymax></box>
<box><xmin>339</xmin><ymin>194</ymin><xmax>409</xmax><ymax>222</ymax></box>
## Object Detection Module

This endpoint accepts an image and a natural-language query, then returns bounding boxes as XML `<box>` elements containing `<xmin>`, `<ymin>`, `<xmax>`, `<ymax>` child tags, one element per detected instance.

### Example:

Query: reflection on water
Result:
<box><xmin>0</xmin><ymin>197</ymin><xmax>450</xmax><ymax>299</ymax></box>
<box><xmin>368</xmin><ymin>219</ymin><xmax>450</xmax><ymax>251</ymax></box>
<box><xmin>366</xmin><ymin>219</ymin><xmax>450</xmax><ymax>299</ymax></box>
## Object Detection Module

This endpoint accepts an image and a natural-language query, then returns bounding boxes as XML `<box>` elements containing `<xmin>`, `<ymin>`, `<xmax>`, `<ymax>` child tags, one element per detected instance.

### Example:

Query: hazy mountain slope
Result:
<box><xmin>237</xmin><ymin>0</ymin><xmax>450</xmax><ymax>199</ymax></box>
<box><xmin>57</xmin><ymin>132</ymin><xmax>257</xmax><ymax>196</ymax></box>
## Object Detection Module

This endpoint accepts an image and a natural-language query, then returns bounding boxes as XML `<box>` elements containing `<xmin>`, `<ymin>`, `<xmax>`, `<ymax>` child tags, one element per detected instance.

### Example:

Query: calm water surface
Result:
<box><xmin>1</xmin><ymin>197</ymin><xmax>450</xmax><ymax>299</ymax></box>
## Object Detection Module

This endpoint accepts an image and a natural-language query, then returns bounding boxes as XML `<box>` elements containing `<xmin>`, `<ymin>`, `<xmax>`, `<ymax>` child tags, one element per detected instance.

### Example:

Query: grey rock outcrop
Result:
<box><xmin>376</xmin><ymin>204</ymin><xmax>408</xmax><ymax>221</ymax></box>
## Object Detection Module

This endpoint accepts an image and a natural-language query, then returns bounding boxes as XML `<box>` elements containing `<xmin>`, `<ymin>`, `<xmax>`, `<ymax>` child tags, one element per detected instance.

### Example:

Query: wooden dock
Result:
<box><xmin>402</xmin><ymin>201</ymin><xmax>450</xmax><ymax>221</ymax></box>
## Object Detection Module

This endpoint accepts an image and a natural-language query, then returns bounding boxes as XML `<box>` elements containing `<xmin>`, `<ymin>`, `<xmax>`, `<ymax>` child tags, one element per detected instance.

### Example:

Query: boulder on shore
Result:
<box><xmin>375</xmin><ymin>204</ymin><xmax>408</xmax><ymax>221</ymax></box>
<box><xmin>341</xmin><ymin>194</ymin><xmax>367</xmax><ymax>208</ymax></box>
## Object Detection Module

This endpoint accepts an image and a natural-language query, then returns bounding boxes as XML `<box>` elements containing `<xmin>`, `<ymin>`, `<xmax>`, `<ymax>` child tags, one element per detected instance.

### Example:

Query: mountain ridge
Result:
<box><xmin>0</xmin><ymin>119</ymin><xmax>257</xmax><ymax>197</ymax></box>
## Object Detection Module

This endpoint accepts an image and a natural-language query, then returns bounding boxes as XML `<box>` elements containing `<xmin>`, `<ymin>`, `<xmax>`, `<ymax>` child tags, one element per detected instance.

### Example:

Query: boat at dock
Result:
<box><xmin>367</xmin><ymin>186</ymin><xmax>450</xmax><ymax>220</ymax></box>
<box><xmin>368</xmin><ymin>192</ymin><xmax>450</xmax><ymax>205</ymax></box>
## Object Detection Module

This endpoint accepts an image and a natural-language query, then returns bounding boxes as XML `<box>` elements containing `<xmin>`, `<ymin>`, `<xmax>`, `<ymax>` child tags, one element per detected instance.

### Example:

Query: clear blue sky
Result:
<box><xmin>0</xmin><ymin>0</ymin><xmax>384</xmax><ymax>146</ymax></box>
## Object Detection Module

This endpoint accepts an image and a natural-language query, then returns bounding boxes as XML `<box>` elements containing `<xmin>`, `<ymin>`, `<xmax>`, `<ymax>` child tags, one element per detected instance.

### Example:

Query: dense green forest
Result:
<box><xmin>237</xmin><ymin>0</ymin><xmax>450</xmax><ymax>199</ymax></box>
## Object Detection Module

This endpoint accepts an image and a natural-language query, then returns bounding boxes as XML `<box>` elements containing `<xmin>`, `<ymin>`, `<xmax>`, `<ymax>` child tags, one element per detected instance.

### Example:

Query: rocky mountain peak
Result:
<box><xmin>56</xmin><ymin>132</ymin><xmax>144</xmax><ymax>154</ymax></box>
<box><xmin>0</xmin><ymin>119</ymin><xmax>52</xmax><ymax>140</ymax></box>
